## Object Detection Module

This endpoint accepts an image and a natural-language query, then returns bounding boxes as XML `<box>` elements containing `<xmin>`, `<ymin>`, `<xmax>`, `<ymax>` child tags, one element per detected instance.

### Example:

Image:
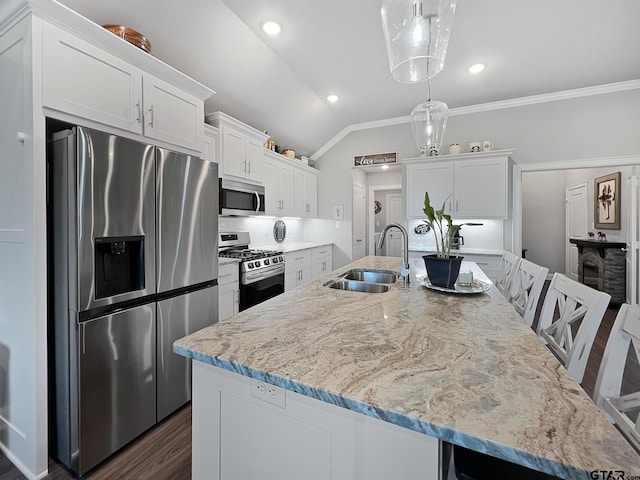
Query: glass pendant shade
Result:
<box><xmin>411</xmin><ymin>99</ymin><xmax>448</xmax><ymax>153</ymax></box>
<box><xmin>381</xmin><ymin>0</ymin><xmax>457</xmax><ymax>83</ymax></box>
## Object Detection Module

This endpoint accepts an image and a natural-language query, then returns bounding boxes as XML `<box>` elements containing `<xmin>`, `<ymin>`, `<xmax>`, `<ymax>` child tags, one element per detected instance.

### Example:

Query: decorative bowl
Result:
<box><xmin>103</xmin><ymin>25</ymin><xmax>152</xmax><ymax>54</ymax></box>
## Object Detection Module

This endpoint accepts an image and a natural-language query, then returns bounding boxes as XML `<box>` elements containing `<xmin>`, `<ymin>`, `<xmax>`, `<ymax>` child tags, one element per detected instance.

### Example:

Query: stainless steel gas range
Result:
<box><xmin>219</xmin><ymin>232</ymin><xmax>285</xmax><ymax>310</ymax></box>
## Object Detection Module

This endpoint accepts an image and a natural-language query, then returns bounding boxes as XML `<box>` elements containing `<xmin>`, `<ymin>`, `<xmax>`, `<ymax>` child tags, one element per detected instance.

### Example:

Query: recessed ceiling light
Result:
<box><xmin>327</xmin><ymin>94</ymin><xmax>339</xmax><ymax>103</ymax></box>
<box><xmin>468</xmin><ymin>63</ymin><xmax>486</xmax><ymax>74</ymax></box>
<box><xmin>261</xmin><ymin>20</ymin><xmax>282</xmax><ymax>36</ymax></box>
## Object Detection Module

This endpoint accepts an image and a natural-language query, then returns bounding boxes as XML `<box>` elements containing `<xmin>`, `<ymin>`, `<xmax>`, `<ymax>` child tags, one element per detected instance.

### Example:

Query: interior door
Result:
<box><xmin>565</xmin><ymin>183</ymin><xmax>588</xmax><ymax>281</ymax></box>
<box><xmin>626</xmin><ymin>174</ymin><xmax>639</xmax><ymax>304</ymax></box>
<box><xmin>385</xmin><ymin>194</ymin><xmax>404</xmax><ymax>257</ymax></box>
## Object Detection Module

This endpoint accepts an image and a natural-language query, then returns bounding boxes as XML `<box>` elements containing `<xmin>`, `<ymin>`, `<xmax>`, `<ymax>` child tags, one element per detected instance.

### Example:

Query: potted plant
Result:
<box><xmin>421</xmin><ymin>192</ymin><xmax>463</xmax><ymax>288</ymax></box>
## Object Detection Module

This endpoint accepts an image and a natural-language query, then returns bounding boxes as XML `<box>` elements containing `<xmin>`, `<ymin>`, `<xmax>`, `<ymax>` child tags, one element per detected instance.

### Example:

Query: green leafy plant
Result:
<box><xmin>422</xmin><ymin>192</ymin><xmax>460</xmax><ymax>259</ymax></box>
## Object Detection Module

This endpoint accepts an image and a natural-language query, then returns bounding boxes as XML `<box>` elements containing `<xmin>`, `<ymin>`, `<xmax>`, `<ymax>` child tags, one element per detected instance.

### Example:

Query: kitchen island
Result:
<box><xmin>175</xmin><ymin>256</ymin><xmax>640</xmax><ymax>479</ymax></box>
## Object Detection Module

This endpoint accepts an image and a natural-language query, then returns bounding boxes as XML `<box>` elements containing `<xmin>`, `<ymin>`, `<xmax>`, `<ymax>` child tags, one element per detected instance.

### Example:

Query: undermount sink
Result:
<box><xmin>323</xmin><ymin>269</ymin><xmax>400</xmax><ymax>293</ymax></box>
<box><xmin>323</xmin><ymin>279</ymin><xmax>391</xmax><ymax>293</ymax></box>
<box><xmin>340</xmin><ymin>269</ymin><xmax>400</xmax><ymax>284</ymax></box>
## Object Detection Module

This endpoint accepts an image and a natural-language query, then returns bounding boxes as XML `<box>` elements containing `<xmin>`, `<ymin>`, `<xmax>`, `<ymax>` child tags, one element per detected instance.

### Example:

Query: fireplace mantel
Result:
<box><xmin>570</xmin><ymin>238</ymin><xmax>626</xmax><ymax>304</ymax></box>
<box><xmin>570</xmin><ymin>238</ymin><xmax>626</xmax><ymax>258</ymax></box>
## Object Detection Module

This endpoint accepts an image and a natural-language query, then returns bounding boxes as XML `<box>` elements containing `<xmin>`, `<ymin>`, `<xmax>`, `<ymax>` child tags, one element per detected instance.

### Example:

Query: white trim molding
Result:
<box><xmin>311</xmin><ymin>80</ymin><xmax>640</xmax><ymax>161</ymax></box>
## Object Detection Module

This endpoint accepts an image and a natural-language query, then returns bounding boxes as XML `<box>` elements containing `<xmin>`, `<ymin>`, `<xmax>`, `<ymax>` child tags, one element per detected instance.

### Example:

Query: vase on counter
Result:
<box><xmin>423</xmin><ymin>255</ymin><xmax>464</xmax><ymax>288</ymax></box>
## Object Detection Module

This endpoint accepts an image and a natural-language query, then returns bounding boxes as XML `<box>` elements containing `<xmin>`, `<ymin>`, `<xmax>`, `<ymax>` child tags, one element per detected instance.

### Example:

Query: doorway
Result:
<box><xmin>368</xmin><ymin>185</ymin><xmax>402</xmax><ymax>256</ymax></box>
<box><xmin>515</xmin><ymin>159</ymin><xmax>640</xmax><ymax>305</ymax></box>
<box><xmin>565</xmin><ymin>183</ymin><xmax>588</xmax><ymax>281</ymax></box>
<box><xmin>384</xmin><ymin>194</ymin><xmax>404</xmax><ymax>256</ymax></box>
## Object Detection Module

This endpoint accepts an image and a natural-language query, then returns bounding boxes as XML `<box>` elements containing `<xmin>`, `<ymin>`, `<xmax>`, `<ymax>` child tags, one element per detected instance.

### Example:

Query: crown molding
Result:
<box><xmin>517</xmin><ymin>155</ymin><xmax>640</xmax><ymax>172</ymax></box>
<box><xmin>310</xmin><ymin>80</ymin><xmax>640</xmax><ymax>161</ymax></box>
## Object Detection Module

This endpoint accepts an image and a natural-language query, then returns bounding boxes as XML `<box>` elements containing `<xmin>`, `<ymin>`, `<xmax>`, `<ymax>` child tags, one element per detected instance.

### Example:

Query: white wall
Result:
<box><xmin>314</xmin><ymin>89</ymin><xmax>640</xmax><ymax>269</ymax></box>
<box><xmin>522</xmin><ymin>171</ymin><xmax>567</xmax><ymax>274</ymax></box>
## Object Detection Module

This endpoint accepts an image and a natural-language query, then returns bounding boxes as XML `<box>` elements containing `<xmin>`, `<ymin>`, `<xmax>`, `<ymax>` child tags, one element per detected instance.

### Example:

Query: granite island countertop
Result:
<box><xmin>175</xmin><ymin>256</ymin><xmax>640</xmax><ymax>479</ymax></box>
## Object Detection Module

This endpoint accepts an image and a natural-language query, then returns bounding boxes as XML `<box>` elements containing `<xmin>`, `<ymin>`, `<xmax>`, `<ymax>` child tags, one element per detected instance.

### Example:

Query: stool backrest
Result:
<box><xmin>593</xmin><ymin>304</ymin><xmax>640</xmax><ymax>452</ymax></box>
<box><xmin>536</xmin><ymin>273</ymin><xmax>611</xmax><ymax>383</ymax></box>
<box><xmin>508</xmin><ymin>259</ymin><xmax>549</xmax><ymax>328</ymax></box>
<box><xmin>496</xmin><ymin>251</ymin><xmax>520</xmax><ymax>299</ymax></box>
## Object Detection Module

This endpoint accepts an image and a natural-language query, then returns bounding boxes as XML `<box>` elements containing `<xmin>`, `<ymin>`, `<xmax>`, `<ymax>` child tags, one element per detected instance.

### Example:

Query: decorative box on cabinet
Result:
<box><xmin>206</xmin><ymin>112</ymin><xmax>269</xmax><ymax>183</ymax></box>
<box><xmin>404</xmin><ymin>150</ymin><xmax>513</xmax><ymax>220</ymax></box>
<box><xmin>312</xmin><ymin>246</ymin><xmax>333</xmax><ymax>280</ymax></box>
<box><xmin>41</xmin><ymin>22</ymin><xmax>209</xmax><ymax>153</ymax></box>
<box><xmin>284</xmin><ymin>250</ymin><xmax>313</xmax><ymax>291</ymax></box>
<box><xmin>218</xmin><ymin>263</ymin><xmax>239</xmax><ymax>321</ymax></box>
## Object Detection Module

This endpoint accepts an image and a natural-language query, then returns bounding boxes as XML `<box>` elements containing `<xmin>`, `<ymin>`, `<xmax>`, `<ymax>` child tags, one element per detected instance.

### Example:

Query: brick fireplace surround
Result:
<box><xmin>569</xmin><ymin>238</ymin><xmax>626</xmax><ymax>304</ymax></box>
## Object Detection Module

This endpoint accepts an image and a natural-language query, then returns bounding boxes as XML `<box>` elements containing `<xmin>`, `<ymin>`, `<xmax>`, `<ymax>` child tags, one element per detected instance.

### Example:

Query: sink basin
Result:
<box><xmin>341</xmin><ymin>269</ymin><xmax>400</xmax><ymax>284</ymax></box>
<box><xmin>323</xmin><ymin>279</ymin><xmax>390</xmax><ymax>293</ymax></box>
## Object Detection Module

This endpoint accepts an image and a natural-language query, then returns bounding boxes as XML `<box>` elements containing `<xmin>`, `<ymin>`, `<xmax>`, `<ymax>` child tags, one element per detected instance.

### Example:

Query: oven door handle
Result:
<box><xmin>254</xmin><ymin>190</ymin><xmax>261</xmax><ymax>214</ymax></box>
<box><xmin>244</xmin><ymin>265</ymin><xmax>285</xmax><ymax>284</ymax></box>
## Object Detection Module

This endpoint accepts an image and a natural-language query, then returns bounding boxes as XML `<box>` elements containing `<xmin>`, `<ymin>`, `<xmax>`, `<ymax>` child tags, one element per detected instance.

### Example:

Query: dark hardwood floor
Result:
<box><xmin>0</xmin><ymin>302</ymin><xmax>628</xmax><ymax>480</ymax></box>
<box><xmin>1</xmin><ymin>404</ymin><xmax>191</xmax><ymax>480</ymax></box>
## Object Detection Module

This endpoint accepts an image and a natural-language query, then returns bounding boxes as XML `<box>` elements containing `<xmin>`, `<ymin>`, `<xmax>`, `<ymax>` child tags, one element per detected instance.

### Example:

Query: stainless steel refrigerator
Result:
<box><xmin>49</xmin><ymin>126</ymin><xmax>218</xmax><ymax>475</ymax></box>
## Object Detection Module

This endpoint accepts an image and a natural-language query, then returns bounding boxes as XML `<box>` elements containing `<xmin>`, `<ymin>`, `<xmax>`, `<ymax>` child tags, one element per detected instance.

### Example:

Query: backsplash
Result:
<box><xmin>218</xmin><ymin>216</ymin><xmax>304</xmax><ymax>248</ymax></box>
<box><xmin>407</xmin><ymin>218</ymin><xmax>504</xmax><ymax>251</ymax></box>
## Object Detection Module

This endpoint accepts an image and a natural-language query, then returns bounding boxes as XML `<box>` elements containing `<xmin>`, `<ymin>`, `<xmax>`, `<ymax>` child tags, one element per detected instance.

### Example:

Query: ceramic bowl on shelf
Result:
<box><xmin>103</xmin><ymin>25</ymin><xmax>152</xmax><ymax>53</ymax></box>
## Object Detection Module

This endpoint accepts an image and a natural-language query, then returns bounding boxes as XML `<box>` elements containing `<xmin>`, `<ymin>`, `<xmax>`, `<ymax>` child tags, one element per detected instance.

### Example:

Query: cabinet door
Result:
<box><xmin>278</xmin><ymin>163</ymin><xmax>295</xmax><ymax>215</ymax></box>
<box><xmin>245</xmin><ymin>137</ymin><xmax>264</xmax><ymax>182</ymax></box>
<box><xmin>305</xmin><ymin>173</ymin><xmax>318</xmax><ymax>218</ymax></box>
<box><xmin>202</xmin><ymin>125</ymin><xmax>218</xmax><ymax>164</ymax></box>
<box><xmin>221</xmin><ymin>127</ymin><xmax>246</xmax><ymax>178</ymax></box>
<box><xmin>219</xmin><ymin>283</ymin><xmax>239</xmax><ymax>321</ymax></box>
<box><xmin>406</xmin><ymin>163</ymin><xmax>454</xmax><ymax>218</ymax></box>
<box><xmin>263</xmin><ymin>158</ymin><xmax>281</xmax><ymax>215</ymax></box>
<box><xmin>284</xmin><ymin>268</ymin><xmax>299</xmax><ymax>292</ymax></box>
<box><xmin>454</xmin><ymin>160</ymin><xmax>507</xmax><ymax>218</ymax></box>
<box><xmin>42</xmin><ymin>22</ymin><xmax>143</xmax><ymax>134</ymax></box>
<box><xmin>294</xmin><ymin>169</ymin><xmax>306</xmax><ymax>217</ymax></box>
<box><xmin>142</xmin><ymin>74</ymin><xmax>203</xmax><ymax>151</ymax></box>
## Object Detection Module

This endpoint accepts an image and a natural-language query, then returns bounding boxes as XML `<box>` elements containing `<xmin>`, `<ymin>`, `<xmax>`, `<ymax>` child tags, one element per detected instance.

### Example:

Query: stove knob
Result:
<box><xmin>279</xmin><ymin>256</ymin><xmax>284</xmax><ymax>262</ymax></box>
<box><xmin>255</xmin><ymin>260</ymin><xmax>261</xmax><ymax>268</ymax></box>
<box><xmin>247</xmin><ymin>262</ymin><xmax>254</xmax><ymax>269</ymax></box>
<box><xmin>264</xmin><ymin>259</ymin><xmax>270</xmax><ymax>265</ymax></box>
<box><xmin>272</xmin><ymin>257</ymin><xmax>278</xmax><ymax>264</ymax></box>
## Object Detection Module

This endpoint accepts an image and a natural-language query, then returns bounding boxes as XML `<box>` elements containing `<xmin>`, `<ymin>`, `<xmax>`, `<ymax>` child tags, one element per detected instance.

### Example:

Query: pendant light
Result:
<box><xmin>411</xmin><ymin>80</ymin><xmax>448</xmax><ymax>155</ymax></box>
<box><xmin>381</xmin><ymin>0</ymin><xmax>457</xmax><ymax>83</ymax></box>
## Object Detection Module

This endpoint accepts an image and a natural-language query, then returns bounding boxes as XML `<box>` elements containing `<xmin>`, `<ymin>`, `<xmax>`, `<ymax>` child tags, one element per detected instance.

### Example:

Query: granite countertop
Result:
<box><xmin>218</xmin><ymin>257</ymin><xmax>240</xmax><ymax>267</ymax></box>
<box><xmin>175</xmin><ymin>256</ymin><xmax>640</xmax><ymax>478</ymax></box>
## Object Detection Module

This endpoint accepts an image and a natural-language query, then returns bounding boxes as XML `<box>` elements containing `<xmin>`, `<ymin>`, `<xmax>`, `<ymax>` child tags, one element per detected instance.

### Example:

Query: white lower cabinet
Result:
<box><xmin>461</xmin><ymin>254</ymin><xmax>501</xmax><ymax>282</ymax></box>
<box><xmin>284</xmin><ymin>250</ymin><xmax>313</xmax><ymax>291</ymax></box>
<box><xmin>192</xmin><ymin>362</ymin><xmax>440</xmax><ymax>480</ymax></box>
<box><xmin>218</xmin><ymin>263</ymin><xmax>239</xmax><ymax>321</ymax></box>
<box><xmin>312</xmin><ymin>246</ymin><xmax>333</xmax><ymax>280</ymax></box>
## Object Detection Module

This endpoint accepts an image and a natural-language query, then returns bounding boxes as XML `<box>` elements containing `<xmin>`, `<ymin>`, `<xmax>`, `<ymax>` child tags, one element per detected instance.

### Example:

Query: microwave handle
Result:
<box><xmin>254</xmin><ymin>190</ymin><xmax>261</xmax><ymax>214</ymax></box>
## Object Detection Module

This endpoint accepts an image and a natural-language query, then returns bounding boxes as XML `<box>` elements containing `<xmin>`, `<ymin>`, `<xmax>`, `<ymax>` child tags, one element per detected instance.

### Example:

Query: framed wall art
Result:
<box><xmin>594</xmin><ymin>172</ymin><xmax>621</xmax><ymax>230</ymax></box>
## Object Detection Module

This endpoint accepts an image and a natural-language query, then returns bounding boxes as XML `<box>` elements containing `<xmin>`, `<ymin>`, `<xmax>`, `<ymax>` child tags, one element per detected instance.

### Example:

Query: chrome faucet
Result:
<box><xmin>377</xmin><ymin>223</ymin><xmax>410</xmax><ymax>287</ymax></box>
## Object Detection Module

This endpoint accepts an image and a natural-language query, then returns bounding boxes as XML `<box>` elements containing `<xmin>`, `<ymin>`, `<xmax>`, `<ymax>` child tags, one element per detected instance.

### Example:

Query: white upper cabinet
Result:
<box><xmin>404</xmin><ymin>150</ymin><xmax>513</xmax><ymax>220</ymax></box>
<box><xmin>207</xmin><ymin>112</ymin><xmax>269</xmax><ymax>183</ymax></box>
<box><xmin>41</xmin><ymin>22</ymin><xmax>209</xmax><ymax>153</ymax></box>
<box><xmin>405</xmin><ymin>163</ymin><xmax>454</xmax><ymax>218</ymax></box>
<box><xmin>202</xmin><ymin>124</ymin><xmax>219</xmax><ymax>164</ymax></box>
<box><xmin>264</xmin><ymin>151</ymin><xmax>318</xmax><ymax>218</ymax></box>
<box><xmin>264</xmin><ymin>153</ymin><xmax>295</xmax><ymax>216</ymax></box>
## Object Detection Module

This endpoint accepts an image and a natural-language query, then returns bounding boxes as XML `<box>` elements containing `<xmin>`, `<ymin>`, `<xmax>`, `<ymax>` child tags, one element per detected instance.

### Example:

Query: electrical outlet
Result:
<box><xmin>250</xmin><ymin>379</ymin><xmax>286</xmax><ymax>408</ymax></box>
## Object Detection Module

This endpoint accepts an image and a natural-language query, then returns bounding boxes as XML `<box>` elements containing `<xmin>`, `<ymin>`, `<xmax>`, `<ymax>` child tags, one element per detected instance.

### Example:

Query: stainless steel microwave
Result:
<box><xmin>219</xmin><ymin>178</ymin><xmax>265</xmax><ymax>216</ymax></box>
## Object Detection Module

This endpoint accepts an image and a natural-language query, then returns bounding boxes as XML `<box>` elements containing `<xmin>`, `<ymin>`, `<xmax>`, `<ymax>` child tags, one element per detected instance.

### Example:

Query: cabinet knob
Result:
<box><xmin>16</xmin><ymin>132</ymin><xmax>26</xmax><ymax>143</ymax></box>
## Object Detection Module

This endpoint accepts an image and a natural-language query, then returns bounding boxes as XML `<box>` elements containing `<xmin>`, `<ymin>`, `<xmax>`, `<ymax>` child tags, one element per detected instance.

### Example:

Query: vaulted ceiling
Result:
<box><xmin>55</xmin><ymin>0</ymin><xmax>640</xmax><ymax>157</ymax></box>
